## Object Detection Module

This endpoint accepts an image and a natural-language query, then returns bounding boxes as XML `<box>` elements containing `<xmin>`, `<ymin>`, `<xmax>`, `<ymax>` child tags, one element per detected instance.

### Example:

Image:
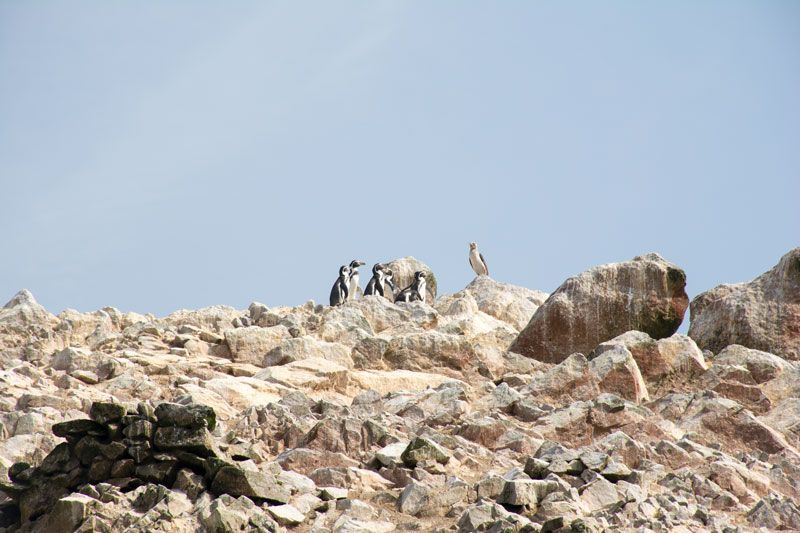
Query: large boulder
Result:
<box><xmin>510</xmin><ymin>253</ymin><xmax>689</xmax><ymax>363</ymax></box>
<box><xmin>383</xmin><ymin>257</ymin><xmax>438</xmax><ymax>302</ymax></box>
<box><xmin>689</xmin><ymin>248</ymin><xmax>800</xmax><ymax>361</ymax></box>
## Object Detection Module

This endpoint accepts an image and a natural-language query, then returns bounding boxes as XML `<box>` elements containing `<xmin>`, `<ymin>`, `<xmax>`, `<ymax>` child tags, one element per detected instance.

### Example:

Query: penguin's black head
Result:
<box><xmin>350</xmin><ymin>260</ymin><xmax>365</xmax><ymax>269</ymax></box>
<box><xmin>414</xmin><ymin>271</ymin><xmax>426</xmax><ymax>280</ymax></box>
<box><xmin>372</xmin><ymin>263</ymin><xmax>383</xmax><ymax>274</ymax></box>
<box><xmin>339</xmin><ymin>265</ymin><xmax>350</xmax><ymax>277</ymax></box>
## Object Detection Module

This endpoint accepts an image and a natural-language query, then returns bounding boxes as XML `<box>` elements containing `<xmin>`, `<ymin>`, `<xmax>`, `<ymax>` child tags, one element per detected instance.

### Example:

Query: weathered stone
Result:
<box><xmin>210</xmin><ymin>465</ymin><xmax>290</xmax><ymax>503</ymax></box>
<box><xmin>122</xmin><ymin>419</ymin><xmax>154</xmax><ymax>440</ymax></box>
<box><xmin>110</xmin><ymin>459</ymin><xmax>135</xmax><ymax>478</ymax></box>
<box><xmin>511</xmin><ymin>253</ymin><xmax>688</xmax><ymax>363</ymax></box>
<box><xmin>135</xmin><ymin>461</ymin><xmax>178</xmax><ymax>484</ymax></box>
<box><xmin>51</xmin><ymin>419</ymin><xmax>106</xmax><ymax>440</ymax></box>
<box><xmin>401</xmin><ymin>436</ymin><xmax>451</xmax><ymax>467</ymax></box>
<box><xmin>154</xmin><ymin>402</ymin><xmax>216</xmax><ymax>431</ymax></box>
<box><xmin>591</xmin><ymin>331</ymin><xmax>708</xmax><ymax>383</ymax></box>
<box><xmin>690</xmin><ymin>248</ymin><xmax>800</xmax><ymax>361</ymax></box>
<box><xmin>35</xmin><ymin>493</ymin><xmax>98</xmax><ymax>533</ymax></box>
<box><xmin>588</xmin><ymin>345</ymin><xmax>649</xmax><ymax>403</ymax></box>
<box><xmin>714</xmin><ymin>344</ymin><xmax>791</xmax><ymax>383</ymax></box>
<box><xmin>498</xmin><ymin>479</ymin><xmax>560</xmax><ymax>507</ymax></box>
<box><xmin>267</xmin><ymin>503</ymin><xmax>305</xmax><ymax>526</ymax></box>
<box><xmin>224</xmin><ymin>325</ymin><xmax>291</xmax><ymax>365</ymax></box>
<box><xmin>154</xmin><ymin>426</ymin><xmax>216</xmax><ymax>456</ymax></box>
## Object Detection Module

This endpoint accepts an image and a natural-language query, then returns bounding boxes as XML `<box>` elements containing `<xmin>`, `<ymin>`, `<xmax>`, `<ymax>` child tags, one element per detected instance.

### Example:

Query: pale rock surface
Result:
<box><xmin>689</xmin><ymin>247</ymin><xmax>800</xmax><ymax>360</ymax></box>
<box><xmin>0</xmin><ymin>252</ymin><xmax>796</xmax><ymax>532</ymax></box>
<box><xmin>511</xmin><ymin>253</ymin><xmax>689</xmax><ymax>363</ymax></box>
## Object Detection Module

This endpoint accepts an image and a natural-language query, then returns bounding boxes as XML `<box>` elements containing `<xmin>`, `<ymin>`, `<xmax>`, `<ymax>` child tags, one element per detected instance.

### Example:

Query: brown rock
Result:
<box><xmin>689</xmin><ymin>248</ymin><xmax>800</xmax><ymax>361</ymax></box>
<box><xmin>511</xmin><ymin>253</ymin><xmax>688</xmax><ymax>363</ymax></box>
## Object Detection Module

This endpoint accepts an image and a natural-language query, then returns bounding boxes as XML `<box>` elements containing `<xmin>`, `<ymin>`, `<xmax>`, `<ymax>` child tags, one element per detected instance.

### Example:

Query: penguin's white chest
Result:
<box><xmin>470</xmin><ymin>250</ymin><xmax>487</xmax><ymax>275</ymax></box>
<box><xmin>417</xmin><ymin>279</ymin><xmax>427</xmax><ymax>302</ymax></box>
<box><xmin>348</xmin><ymin>272</ymin><xmax>359</xmax><ymax>299</ymax></box>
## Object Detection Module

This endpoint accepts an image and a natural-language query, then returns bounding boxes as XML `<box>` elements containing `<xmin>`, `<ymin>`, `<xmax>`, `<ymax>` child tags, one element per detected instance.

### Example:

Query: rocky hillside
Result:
<box><xmin>0</xmin><ymin>251</ymin><xmax>799</xmax><ymax>532</ymax></box>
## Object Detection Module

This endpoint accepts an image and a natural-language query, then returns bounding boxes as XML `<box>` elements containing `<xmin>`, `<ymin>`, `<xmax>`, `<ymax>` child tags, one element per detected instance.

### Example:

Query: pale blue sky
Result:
<box><xmin>1</xmin><ymin>2</ymin><xmax>798</xmax><ymax>318</ymax></box>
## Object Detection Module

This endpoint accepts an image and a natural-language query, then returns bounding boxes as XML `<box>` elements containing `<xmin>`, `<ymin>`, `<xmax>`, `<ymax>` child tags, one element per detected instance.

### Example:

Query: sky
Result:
<box><xmin>1</xmin><ymin>1</ymin><xmax>798</xmax><ymax>321</ymax></box>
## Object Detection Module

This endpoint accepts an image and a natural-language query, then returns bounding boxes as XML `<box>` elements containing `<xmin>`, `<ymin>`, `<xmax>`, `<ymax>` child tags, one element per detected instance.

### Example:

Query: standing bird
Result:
<box><xmin>394</xmin><ymin>271</ymin><xmax>427</xmax><ymax>303</ymax></box>
<box><xmin>347</xmin><ymin>260</ymin><xmax>366</xmax><ymax>301</ymax></box>
<box><xmin>329</xmin><ymin>265</ymin><xmax>351</xmax><ymax>306</ymax></box>
<box><xmin>364</xmin><ymin>263</ymin><xmax>397</xmax><ymax>297</ymax></box>
<box><xmin>468</xmin><ymin>242</ymin><xmax>489</xmax><ymax>277</ymax></box>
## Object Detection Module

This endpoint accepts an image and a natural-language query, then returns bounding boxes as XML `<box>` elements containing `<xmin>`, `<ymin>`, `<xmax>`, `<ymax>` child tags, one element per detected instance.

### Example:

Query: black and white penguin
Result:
<box><xmin>347</xmin><ymin>260</ymin><xmax>365</xmax><ymax>301</ymax></box>
<box><xmin>394</xmin><ymin>271</ymin><xmax>427</xmax><ymax>303</ymax></box>
<box><xmin>469</xmin><ymin>242</ymin><xmax>489</xmax><ymax>276</ymax></box>
<box><xmin>329</xmin><ymin>265</ymin><xmax>351</xmax><ymax>306</ymax></box>
<box><xmin>364</xmin><ymin>263</ymin><xmax>394</xmax><ymax>297</ymax></box>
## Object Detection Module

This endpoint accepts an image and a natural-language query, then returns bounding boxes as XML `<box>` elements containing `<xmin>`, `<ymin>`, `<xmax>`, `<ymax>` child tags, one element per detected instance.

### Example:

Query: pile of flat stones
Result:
<box><xmin>0</xmin><ymin>401</ymin><xmax>290</xmax><ymax>525</ymax></box>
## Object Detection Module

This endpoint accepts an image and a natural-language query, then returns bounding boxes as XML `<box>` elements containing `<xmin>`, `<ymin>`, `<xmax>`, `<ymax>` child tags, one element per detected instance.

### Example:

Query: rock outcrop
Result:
<box><xmin>0</xmin><ymin>250</ymin><xmax>797</xmax><ymax>531</ymax></box>
<box><xmin>689</xmin><ymin>247</ymin><xmax>800</xmax><ymax>361</ymax></box>
<box><xmin>510</xmin><ymin>253</ymin><xmax>689</xmax><ymax>363</ymax></box>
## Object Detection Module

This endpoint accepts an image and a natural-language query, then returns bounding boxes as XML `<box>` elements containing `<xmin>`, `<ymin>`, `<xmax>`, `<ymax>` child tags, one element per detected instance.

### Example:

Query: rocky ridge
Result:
<box><xmin>0</xmin><ymin>252</ymin><xmax>798</xmax><ymax>532</ymax></box>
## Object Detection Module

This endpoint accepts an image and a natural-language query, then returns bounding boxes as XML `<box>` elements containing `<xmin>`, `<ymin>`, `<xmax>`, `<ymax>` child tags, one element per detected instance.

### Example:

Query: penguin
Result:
<box><xmin>329</xmin><ymin>265</ymin><xmax>351</xmax><ymax>306</ymax></box>
<box><xmin>364</xmin><ymin>263</ymin><xmax>397</xmax><ymax>297</ymax></box>
<box><xmin>394</xmin><ymin>271</ymin><xmax>427</xmax><ymax>303</ymax></box>
<box><xmin>469</xmin><ymin>242</ymin><xmax>489</xmax><ymax>277</ymax></box>
<box><xmin>364</xmin><ymin>263</ymin><xmax>387</xmax><ymax>297</ymax></box>
<box><xmin>347</xmin><ymin>260</ymin><xmax>366</xmax><ymax>301</ymax></box>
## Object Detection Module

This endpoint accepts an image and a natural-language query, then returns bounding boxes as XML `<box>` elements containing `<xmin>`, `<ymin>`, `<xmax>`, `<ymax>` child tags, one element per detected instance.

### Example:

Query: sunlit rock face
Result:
<box><xmin>689</xmin><ymin>248</ymin><xmax>800</xmax><ymax>361</ymax></box>
<box><xmin>1</xmin><ymin>249</ymin><xmax>799</xmax><ymax>532</ymax></box>
<box><xmin>510</xmin><ymin>253</ymin><xmax>688</xmax><ymax>363</ymax></box>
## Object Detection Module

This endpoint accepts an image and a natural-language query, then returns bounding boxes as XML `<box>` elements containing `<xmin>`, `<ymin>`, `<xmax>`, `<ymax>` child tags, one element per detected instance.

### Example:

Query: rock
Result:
<box><xmin>263</xmin><ymin>336</ymin><xmax>354</xmax><ymax>368</ymax></box>
<box><xmin>35</xmin><ymin>493</ymin><xmax>98</xmax><ymax>533</ymax></box>
<box><xmin>457</xmin><ymin>501</ymin><xmax>521</xmax><ymax>532</ymax></box>
<box><xmin>210</xmin><ymin>465</ymin><xmax>291</xmax><ymax>503</ymax></box>
<box><xmin>163</xmin><ymin>305</ymin><xmax>242</xmax><ymax>333</ymax></box>
<box><xmin>747</xmin><ymin>493</ymin><xmax>800</xmax><ymax>530</ymax></box>
<box><xmin>89</xmin><ymin>402</ymin><xmax>127</xmax><ymax>425</ymax></box>
<box><xmin>579</xmin><ymin>476</ymin><xmax>622</xmax><ymax>513</ymax></box>
<box><xmin>600</xmin><ymin>461</ymin><xmax>632</xmax><ymax>482</ymax></box>
<box><xmin>319</xmin><ymin>486</ymin><xmax>348</xmax><ymax>500</ymax></box>
<box><xmin>154</xmin><ymin>402</ymin><xmax>216</xmax><ymax>431</ymax></box>
<box><xmin>498</xmin><ymin>479</ymin><xmax>560</xmax><ymax>507</ymax></box>
<box><xmin>224</xmin><ymin>325</ymin><xmax>291</xmax><ymax>365</ymax></box>
<box><xmin>349</xmin><ymin>369</ymin><xmax>463</xmax><ymax>395</ymax></box>
<box><xmin>461</xmin><ymin>276</ymin><xmax>548</xmax><ymax>330</ymax></box>
<box><xmin>351</xmin><ymin>296</ymin><xmax>411</xmax><ymax>333</ymax></box>
<box><xmin>401</xmin><ymin>436</ymin><xmax>451</xmax><ymax>467</ymax></box>
<box><xmin>374</xmin><ymin>441</ymin><xmax>409</xmax><ymax>467</ymax></box>
<box><xmin>255</xmin><ymin>357</ymin><xmax>349</xmax><ymax>392</ymax></box>
<box><xmin>690</xmin><ymin>248</ymin><xmax>800</xmax><ymax>361</ymax></box>
<box><xmin>51</xmin><ymin>419</ymin><xmax>106</xmax><ymax>440</ymax></box>
<box><xmin>385</xmin><ymin>331</ymin><xmax>476</xmax><ymax>371</ymax></box>
<box><xmin>153</xmin><ymin>426</ymin><xmax>216</xmax><ymax>456</ymax></box>
<box><xmin>591</xmin><ymin>331</ymin><xmax>708</xmax><ymax>383</ymax></box>
<box><xmin>511</xmin><ymin>253</ymin><xmax>689</xmax><ymax>363</ymax></box>
<box><xmin>198</xmin><ymin>494</ymin><xmax>264</xmax><ymax>532</ymax></box>
<box><xmin>588</xmin><ymin>345</ymin><xmax>649</xmax><ymax>403</ymax></box>
<box><xmin>713</xmin><ymin>344</ymin><xmax>790</xmax><ymax>383</ymax></box>
<box><xmin>383</xmin><ymin>257</ymin><xmax>438</xmax><ymax>302</ymax></box>
<box><xmin>267</xmin><ymin>503</ymin><xmax>306</xmax><ymax>526</ymax></box>
<box><xmin>523</xmin><ymin>353</ymin><xmax>600</xmax><ymax>405</ymax></box>
<box><xmin>397</xmin><ymin>478</ymin><xmax>469</xmax><ymax>517</ymax></box>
